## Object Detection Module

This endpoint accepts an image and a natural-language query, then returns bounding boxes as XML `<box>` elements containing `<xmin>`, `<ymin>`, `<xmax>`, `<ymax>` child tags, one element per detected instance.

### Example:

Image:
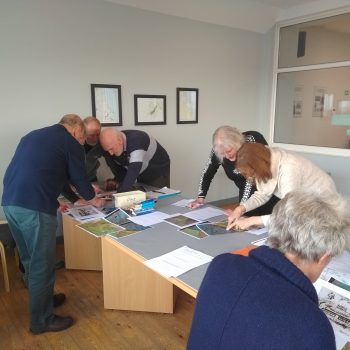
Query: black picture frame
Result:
<box><xmin>91</xmin><ymin>84</ymin><xmax>122</xmax><ymax>126</ymax></box>
<box><xmin>134</xmin><ymin>94</ymin><xmax>166</xmax><ymax>125</ymax></box>
<box><xmin>176</xmin><ymin>88</ymin><xmax>199</xmax><ymax>124</ymax></box>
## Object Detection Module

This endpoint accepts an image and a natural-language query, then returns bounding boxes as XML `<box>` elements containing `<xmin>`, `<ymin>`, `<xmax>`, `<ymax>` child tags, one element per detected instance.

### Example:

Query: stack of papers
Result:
<box><xmin>76</xmin><ymin>208</ymin><xmax>150</xmax><ymax>238</ymax></box>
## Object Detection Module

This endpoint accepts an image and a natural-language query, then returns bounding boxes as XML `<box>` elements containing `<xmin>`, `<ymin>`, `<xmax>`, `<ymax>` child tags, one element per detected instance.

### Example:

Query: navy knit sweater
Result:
<box><xmin>104</xmin><ymin>130</ymin><xmax>170</xmax><ymax>192</ymax></box>
<box><xmin>2</xmin><ymin>124</ymin><xmax>95</xmax><ymax>215</ymax></box>
<box><xmin>187</xmin><ymin>246</ymin><xmax>335</xmax><ymax>350</ymax></box>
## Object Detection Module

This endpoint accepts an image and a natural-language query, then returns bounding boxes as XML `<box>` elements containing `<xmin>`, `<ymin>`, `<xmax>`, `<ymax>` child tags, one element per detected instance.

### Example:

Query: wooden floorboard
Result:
<box><xmin>0</xmin><ymin>244</ymin><xmax>195</xmax><ymax>349</ymax></box>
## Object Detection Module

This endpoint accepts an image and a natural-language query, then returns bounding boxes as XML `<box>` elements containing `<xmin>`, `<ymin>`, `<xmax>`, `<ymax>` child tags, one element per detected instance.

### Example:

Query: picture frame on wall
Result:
<box><xmin>293</xmin><ymin>85</ymin><xmax>303</xmax><ymax>118</ymax></box>
<box><xmin>312</xmin><ymin>86</ymin><xmax>326</xmax><ymax>118</ymax></box>
<box><xmin>176</xmin><ymin>88</ymin><xmax>198</xmax><ymax>124</ymax></box>
<box><xmin>134</xmin><ymin>94</ymin><xmax>166</xmax><ymax>125</ymax></box>
<box><xmin>91</xmin><ymin>84</ymin><xmax>122</xmax><ymax>126</ymax></box>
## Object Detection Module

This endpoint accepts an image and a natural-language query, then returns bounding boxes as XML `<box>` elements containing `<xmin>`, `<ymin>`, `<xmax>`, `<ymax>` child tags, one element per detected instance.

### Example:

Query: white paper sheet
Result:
<box><xmin>128</xmin><ymin>211</ymin><xmax>171</xmax><ymax>226</ymax></box>
<box><xmin>144</xmin><ymin>246</ymin><xmax>213</xmax><ymax>278</ymax></box>
<box><xmin>67</xmin><ymin>205</ymin><xmax>105</xmax><ymax>222</ymax></box>
<box><xmin>251</xmin><ymin>237</ymin><xmax>267</xmax><ymax>246</ymax></box>
<box><xmin>172</xmin><ymin>199</ymin><xmax>195</xmax><ymax>207</ymax></box>
<box><xmin>184</xmin><ymin>207</ymin><xmax>224</xmax><ymax>221</ymax></box>
<box><xmin>247</xmin><ymin>227</ymin><xmax>268</xmax><ymax>236</ymax></box>
<box><xmin>314</xmin><ymin>279</ymin><xmax>350</xmax><ymax>349</ymax></box>
<box><xmin>320</xmin><ymin>250</ymin><xmax>350</xmax><ymax>286</ymax></box>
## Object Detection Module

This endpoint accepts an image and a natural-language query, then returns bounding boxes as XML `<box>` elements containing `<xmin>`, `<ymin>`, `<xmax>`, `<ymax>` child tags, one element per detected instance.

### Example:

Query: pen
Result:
<box><xmin>152</xmin><ymin>190</ymin><xmax>166</xmax><ymax>194</ymax></box>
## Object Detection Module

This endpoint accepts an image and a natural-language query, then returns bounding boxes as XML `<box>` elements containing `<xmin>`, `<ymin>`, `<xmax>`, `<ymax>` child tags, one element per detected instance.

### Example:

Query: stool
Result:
<box><xmin>0</xmin><ymin>240</ymin><xmax>10</xmax><ymax>292</ymax></box>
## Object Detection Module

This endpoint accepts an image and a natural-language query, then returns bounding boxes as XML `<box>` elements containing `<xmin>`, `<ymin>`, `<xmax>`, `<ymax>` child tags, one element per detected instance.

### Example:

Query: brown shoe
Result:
<box><xmin>30</xmin><ymin>315</ymin><xmax>73</xmax><ymax>334</ymax></box>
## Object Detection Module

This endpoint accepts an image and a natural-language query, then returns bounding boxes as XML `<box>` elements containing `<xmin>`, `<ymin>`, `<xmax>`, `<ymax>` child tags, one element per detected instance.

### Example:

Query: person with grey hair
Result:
<box><xmin>188</xmin><ymin>126</ymin><xmax>279</xmax><ymax>215</ymax></box>
<box><xmin>2</xmin><ymin>114</ymin><xmax>105</xmax><ymax>334</ymax></box>
<box><xmin>99</xmin><ymin>128</ymin><xmax>170</xmax><ymax>192</ymax></box>
<box><xmin>187</xmin><ymin>191</ymin><xmax>350</xmax><ymax>350</ymax></box>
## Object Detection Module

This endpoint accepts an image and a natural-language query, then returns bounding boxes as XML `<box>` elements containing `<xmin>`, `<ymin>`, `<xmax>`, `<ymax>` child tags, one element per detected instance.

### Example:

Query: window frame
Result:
<box><xmin>270</xmin><ymin>7</ymin><xmax>350</xmax><ymax>157</ymax></box>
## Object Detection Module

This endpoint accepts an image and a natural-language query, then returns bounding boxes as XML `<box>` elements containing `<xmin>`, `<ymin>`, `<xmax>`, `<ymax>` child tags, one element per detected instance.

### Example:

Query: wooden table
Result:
<box><xmin>62</xmin><ymin>198</ymin><xmax>257</xmax><ymax>314</ymax></box>
<box><xmin>62</xmin><ymin>214</ymin><xmax>102</xmax><ymax>271</ymax></box>
<box><xmin>101</xmin><ymin>235</ymin><xmax>197</xmax><ymax>314</ymax></box>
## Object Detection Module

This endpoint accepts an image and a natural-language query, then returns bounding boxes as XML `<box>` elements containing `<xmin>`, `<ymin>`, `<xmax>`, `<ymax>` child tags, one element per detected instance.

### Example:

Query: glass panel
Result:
<box><xmin>274</xmin><ymin>67</ymin><xmax>350</xmax><ymax>149</ymax></box>
<box><xmin>279</xmin><ymin>12</ymin><xmax>350</xmax><ymax>68</ymax></box>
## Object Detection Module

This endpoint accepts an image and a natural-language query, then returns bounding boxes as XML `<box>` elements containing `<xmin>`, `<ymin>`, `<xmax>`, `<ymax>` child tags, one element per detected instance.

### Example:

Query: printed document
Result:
<box><xmin>314</xmin><ymin>278</ymin><xmax>350</xmax><ymax>349</ymax></box>
<box><xmin>67</xmin><ymin>205</ymin><xmax>105</xmax><ymax>222</ymax></box>
<box><xmin>144</xmin><ymin>246</ymin><xmax>213</xmax><ymax>278</ymax></box>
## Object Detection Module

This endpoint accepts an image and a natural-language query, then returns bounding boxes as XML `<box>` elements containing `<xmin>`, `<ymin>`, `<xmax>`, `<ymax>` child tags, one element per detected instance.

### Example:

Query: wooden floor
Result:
<box><xmin>0</xmin><ymin>202</ymin><xmax>237</xmax><ymax>349</ymax></box>
<box><xmin>0</xmin><ymin>244</ymin><xmax>195</xmax><ymax>349</ymax></box>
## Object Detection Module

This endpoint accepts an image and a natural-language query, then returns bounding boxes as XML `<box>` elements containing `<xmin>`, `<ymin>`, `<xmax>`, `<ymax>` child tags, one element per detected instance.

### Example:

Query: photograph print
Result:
<box><xmin>164</xmin><ymin>214</ymin><xmax>200</xmax><ymax>229</ymax></box>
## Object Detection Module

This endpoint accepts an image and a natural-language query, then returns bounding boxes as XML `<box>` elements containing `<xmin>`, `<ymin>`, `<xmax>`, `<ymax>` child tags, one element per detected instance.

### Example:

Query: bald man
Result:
<box><xmin>99</xmin><ymin>128</ymin><xmax>170</xmax><ymax>192</ymax></box>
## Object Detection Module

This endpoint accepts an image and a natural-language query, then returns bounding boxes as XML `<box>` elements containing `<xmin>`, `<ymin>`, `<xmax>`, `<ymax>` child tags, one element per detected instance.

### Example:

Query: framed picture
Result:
<box><xmin>293</xmin><ymin>85</ymin><xmax>303</xmax><ymax>118</ymax></box>
<box><xmin>134</xmin><ymin>94</ymin><xmax>166</xmax><ymax>125</ymax></box>
<box><xmin>312</xmin><ymin>86</ymin><xmax>326</xmax><ymax>118</ymax></box>
<box><xmin>91</xmin><ymin>84</ymin><xmax>122</xmax><ymax>126</ymax></box>
<box><xmin>176</xmin><ymin>88</ymin><xmax>198</xmax><ymax>124</ymax></box>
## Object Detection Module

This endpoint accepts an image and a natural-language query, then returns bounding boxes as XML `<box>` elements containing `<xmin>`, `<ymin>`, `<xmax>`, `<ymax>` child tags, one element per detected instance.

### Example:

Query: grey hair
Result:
<box><xmin>267</xmin><ymin>190</ymin><xmax>350</xmax><ymax>262</ymax></box>
<box><xmin>83</xmin><ymin>116</ymin><xmax>101</xmax><ymax>127</ymax></box>
<box><xmin>212</xmin><ymin>126</ymin><xmax>245</xmax><ymax>161</ymax></box>
<box><xmin>59</xmin><ymin>114</ymin><xmax>86</xmax><ymax>136</ymax></box>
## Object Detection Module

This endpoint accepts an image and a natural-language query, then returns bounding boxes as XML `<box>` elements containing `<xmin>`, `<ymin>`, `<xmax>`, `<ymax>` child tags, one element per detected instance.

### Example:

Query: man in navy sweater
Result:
<box><xmin>99</xmin><ymin>128</ymin><xmax>170</xmax><ymax>192</ymax></box>
<box><xmin>187</xmin><ymin>190</ymin><xmax>350</xmax><ymax>349</ymax></box>
<box><xmin>2</xmin><ymin>114</ymin><xmax>105</xmax><ymax>334</ymax></box>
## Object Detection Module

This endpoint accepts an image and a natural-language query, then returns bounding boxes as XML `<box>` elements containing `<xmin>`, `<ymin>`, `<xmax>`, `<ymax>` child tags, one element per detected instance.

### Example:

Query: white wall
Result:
<box><xmin>0</xmin><ymin>0</ymin><xmax>266</xmax><ymax>219</ymax></box>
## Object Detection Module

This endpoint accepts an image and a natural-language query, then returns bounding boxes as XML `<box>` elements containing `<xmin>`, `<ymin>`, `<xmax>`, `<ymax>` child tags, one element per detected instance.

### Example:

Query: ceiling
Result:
<box><xmin>250</xmin><ymin>0</ymin><xmax>318</xmax><ymax>8</ymax></box>
<box><xmin>100</xmin><ymin>0</ymin><xmax>328</xmax><ymax>33</ymax></box>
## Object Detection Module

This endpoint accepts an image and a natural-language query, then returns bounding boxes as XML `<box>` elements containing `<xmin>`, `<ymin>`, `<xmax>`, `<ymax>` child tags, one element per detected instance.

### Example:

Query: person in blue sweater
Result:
<box><xmin>99</xmin><ymin>128</ymin><xmax>170</xmax><ymax>192</ymax></box>
<box><xmin>187</xmin><ymin>190</ymin><xmax>350</xmax><ymax>350</ymax></box>
<box><xmin>2</xmin><ymin>114</ymin><xmax>105</xmax><ymax>334</ymax></box>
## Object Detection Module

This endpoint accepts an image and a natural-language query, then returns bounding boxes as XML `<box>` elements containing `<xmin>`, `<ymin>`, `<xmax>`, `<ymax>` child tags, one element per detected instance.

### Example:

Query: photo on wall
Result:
<box><xmin>91</xmin><ymin>84</ymin><xmax>122</xmax><ymax>126</ymax></box>
<box><xmin>176</xmin><ymin>88</ymin><xmax>199</xmax><ymax>124</ymax></box>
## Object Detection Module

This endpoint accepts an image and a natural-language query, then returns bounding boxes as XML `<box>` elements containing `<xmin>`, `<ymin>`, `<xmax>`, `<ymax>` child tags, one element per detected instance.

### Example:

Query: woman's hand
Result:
<box><xmin>231</xmin><ymin>216</ymin><xmax>263</xmax><ymax>231</ymax></box>
<box><xmin>226</xmin><ymin>205</ymin><xmax>246</xmax><ymax>230</ymax></box>
<box><xmin>188</xmin><ymin>198</ymin><xmax>204</xmax><ymax>209</ymax></box>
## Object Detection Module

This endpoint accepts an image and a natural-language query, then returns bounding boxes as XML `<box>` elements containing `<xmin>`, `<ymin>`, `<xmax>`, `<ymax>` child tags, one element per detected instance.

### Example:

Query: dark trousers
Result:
<box><xmin>139</xmin><ymin>164</ymin><xmax>170</xmax><ymax>189</ymax></box>
<box><xmin>3</xmin><ymin>206</ymin><xmax>57</xmax><ymax>331</ymax></box>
